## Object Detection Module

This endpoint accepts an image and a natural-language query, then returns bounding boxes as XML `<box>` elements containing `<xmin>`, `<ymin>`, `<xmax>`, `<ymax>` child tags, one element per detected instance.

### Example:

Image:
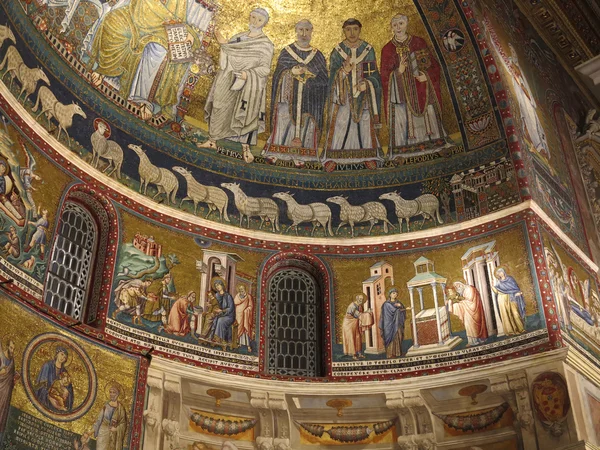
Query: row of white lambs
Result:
<box><xmin>119</xmin><ymin>143</ymin><xmax>443</xmax><ymax>236</ymax></box>
<box><xmin>0</xmin><ymin>26</ymin><xmax>87</xmax><ymax>146</ymax></box>
<box><xmin>0</xmin><ymin>24</ymin><xmax>442</xmax><ymax>236</ymax></box>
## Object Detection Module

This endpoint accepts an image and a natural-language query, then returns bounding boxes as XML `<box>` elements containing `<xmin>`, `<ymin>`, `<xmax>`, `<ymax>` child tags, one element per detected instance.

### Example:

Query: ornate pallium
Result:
<box><xmin>0</xmin><ymin>0</ymin><xmax>598</xmax><ymax>448</ymax></box>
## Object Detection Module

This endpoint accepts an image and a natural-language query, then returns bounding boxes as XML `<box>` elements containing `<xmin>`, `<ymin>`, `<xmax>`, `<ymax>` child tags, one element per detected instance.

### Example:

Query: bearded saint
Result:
<box><xmin>447</xmin><ymin>282</ymin><xmax>488</xmax><ymax>346</ymax></box>
<box><xmin>233</xmin><ymin>285</ymin><xmax>254</xmax><ymax>352</ymax></box>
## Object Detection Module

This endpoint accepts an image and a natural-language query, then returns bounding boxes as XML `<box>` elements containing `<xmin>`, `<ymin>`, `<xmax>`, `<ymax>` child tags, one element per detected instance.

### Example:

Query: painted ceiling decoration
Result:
<box><xmin>0</xmin><ymin>0</ymin><xmax>600</xmax><ymax>448</ymax></box>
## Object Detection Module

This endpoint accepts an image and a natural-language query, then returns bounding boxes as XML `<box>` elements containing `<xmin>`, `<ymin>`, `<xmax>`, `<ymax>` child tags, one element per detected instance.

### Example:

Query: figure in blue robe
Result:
<box><xmin>210</xmin><ymin>280</ymin><xmax>236</xmax><ymax>343</ymax></box>
<box><xmin>492</xmin><ymin>268</ymin><xmax>526</xmax><ymax>335</ymax></box>
<box><xmin>494</xmin><ymin>269</ymin><xmax>526</xmax><ymax>321</ymax></box>
<box><xmin>34</xmin><ymin>347</ymin><xmax>74</xmax><ymax>412</ymax></box>
<box><xmin>379</xmin><ymin>288</ymin><xmax>407</xmax><ymax>358</ymax></box>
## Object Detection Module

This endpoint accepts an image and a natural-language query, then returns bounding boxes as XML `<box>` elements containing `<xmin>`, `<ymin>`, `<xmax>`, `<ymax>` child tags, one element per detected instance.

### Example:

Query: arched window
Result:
<box><xmin>266</xmin><ymin>268</ymin><xmax>323</xmax><ymax>377</ymax></box>
<box><xmin>44</xmin><ymin>202</ymin><xmax>97</xmax><ymax>321</ymax></box>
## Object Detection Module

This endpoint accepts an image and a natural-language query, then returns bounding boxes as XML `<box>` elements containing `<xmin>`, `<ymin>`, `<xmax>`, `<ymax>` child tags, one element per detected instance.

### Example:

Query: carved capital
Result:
<box><xmin>490</xmin><ymin>372</ymin><xmax>528</xmax><ymax>395</ymax></box>
<box><xmin>507</xmin><ymin>372</ymin><xmax>528</xmax><ymax>392</ymax></box>
<box><xmin>161</xmin><ymin>419</ymin><xmax>180</xmax><ymax>441</ymax></box>
<box><xmin>250</xmin><ymin>391</ymin><xmax>287</xmax><ymax>411</ymax></box>
<box><xmin>273</xmin><ymin>438</ymin><xmax>291</xmax><ymax>450</ymax></box>
<box><xmin>256</xmin><ymin>436</ymin><xmax>274</xmax><ymax>450</ymax></box>
<box><xmin>163</xmin><ymin>379</ymin><xmax>181</xmax><ymax>394</ymax></box>
<box><xmin>386</xmin><ymin>391</ymin><xmax>424</xmax><ymax>410</ymax></box>
<box><xmin>143</xmin><ymin>408</ymin><xmax>160</xmax><ymax>429</ymax></box>
<box><xmin>267</xmin><ymin>393</ymin><xmax>288</xmax><ymax>411</ymax></box>
<box><xmin>146</xmin><ymin>374</ymin><xmax>163</xmax><ymax>390</ymax></box>
<box><xmin>489</xmin><ymin>375</ymin><xmax>510</xmax><ymax>395</ymax></box>
<box><xmin>250</xmin><ymin>391</ymin><xmax>270</xmax><ymax>410</ymax></box>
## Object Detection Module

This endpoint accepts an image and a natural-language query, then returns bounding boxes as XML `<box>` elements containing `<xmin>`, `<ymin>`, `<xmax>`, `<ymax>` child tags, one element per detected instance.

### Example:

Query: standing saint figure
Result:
<box><xmin>380</xmin><ymin>14</ymin><xmax>445</xmax><ymax>155</ymax></box>
<box><xmin>233</xmin><ymin>284</ymin><xmax>254</xmax><ymax>352</ymax></box>
<box><xmin>447</xmin><ymin>282</ymin><xmax>488</xmax><ymax>346</ymax></box>
<box><xmin>506</xmin><ymin>43</ymin><xmax>549</xmax><ymax>159</ymax></box>
<box><xmin>209</xmin><ymin>279</ymin><xmax>236</xmax><ymax>344</ymax></box>
<box><xmin>379</xmin><ymin>288</ymin><xmax>408</xmax><ymax>358</ymax></box>
<box><xmin>492</xmin><ymin>268</ymin><xmax>526</xmax><ymax>335</ymax></box>
<box><xmin>262</xmin><ymin>20</ymin><xmax>328</xmax><ymax>161</ymax></box>
<box><xmin>323</xmin><ymin>18</ymin><xmax>383</xmax><ymax>164</ymax></box>
<box><xmin>199</xmin><ymin>8</ymin><xmax>274</xmax><ymax>163</ymax></box>
<box><xmin>0</xmin><ymin>339</ymin><xmax>17</xmax><ymax>443</ymax></box>
<box><xmin>91</xmin><ymin>382</ymin><xmax>128</xmax><ymax>450</ymax></box>
<box><xmin>24</xmin><ymin>207</ymin><xmax>49</xmax><ymax>260</ymax></box>
<box><xmin>342</xmin><ymin>294</ymin><xmax>369</xmax><ymax>359</ymax></box>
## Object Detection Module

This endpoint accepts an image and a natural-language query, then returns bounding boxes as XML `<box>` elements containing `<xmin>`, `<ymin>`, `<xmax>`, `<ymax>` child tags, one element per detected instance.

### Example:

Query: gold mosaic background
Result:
<box><xmin>326</xmin><ymin>224</ymin><xmax>537</xmax><ymax>343</ymax></box>
<box><xmin>119</xmin><ymin>209</ymin><xmax>270</xmax><ymax>298</ymax></box>
<box><xmin>187</xmin><ymin>0</ymin><xmax>461</xmax><ymax>145</ymax></box>
<box><xmin>0</xmin><ymin>296</ymin><xmax>139</xmax><ymax>436</ymax></box>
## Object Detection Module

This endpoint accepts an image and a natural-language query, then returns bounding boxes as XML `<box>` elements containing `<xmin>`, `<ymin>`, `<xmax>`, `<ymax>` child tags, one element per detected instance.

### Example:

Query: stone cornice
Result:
<box><xmin>512</xmin><ymin>0</ymin><xmax>600</xmax><ymax>109</ymax></box>
<box><xmin>564</xmin><ymin>334</ymin><xmax>600</xmax><ymax>385</ymax></box>
<box><xmin>149</xmin><ymin>348</ymin><xmax>569</xmax><ymax>394</ymax></box>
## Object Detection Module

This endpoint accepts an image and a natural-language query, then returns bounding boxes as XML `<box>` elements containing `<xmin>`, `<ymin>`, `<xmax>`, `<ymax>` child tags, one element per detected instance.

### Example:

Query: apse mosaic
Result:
<box><xmin>541</xmin><ymin>229</ymin><xmax>600</xmax><ymax>359</ymax></box>
<box><xmin>325</xmin><ymin>222</ymin><xmax>546</xmax><ymax>375</ymax></box>
<box><xmin>107</xmin><ymin>208</ymin><xmax>269</xmax><ymax>372</ymax></box>
<box><xmin>0</xmin><ymin>294</ymin><xmax>143</xmax><ymax>450</ymax></box>
<box><xmin>0</xmin><ymin>0</ymin><xmax>526</xmax><ymax>238</ymax></box>
<box><xmin>0</xmin><ymin>116</ymin><xmax>72</xmax><ymax>289</ymax></box>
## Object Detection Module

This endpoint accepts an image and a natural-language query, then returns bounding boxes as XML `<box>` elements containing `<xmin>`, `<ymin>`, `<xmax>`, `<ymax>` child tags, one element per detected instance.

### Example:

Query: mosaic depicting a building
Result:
<box><xmin>1</xmin><ymin>0</ymin><xmax>600</xmax><ymax>448</ymax></box>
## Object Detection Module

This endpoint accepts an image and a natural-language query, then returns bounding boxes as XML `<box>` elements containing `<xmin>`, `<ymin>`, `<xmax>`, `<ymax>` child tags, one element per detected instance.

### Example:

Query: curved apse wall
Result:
<box><xmin>0</xmin><ymin>0</ymin><xmax>598</xmax><ymax>448</ymax></box>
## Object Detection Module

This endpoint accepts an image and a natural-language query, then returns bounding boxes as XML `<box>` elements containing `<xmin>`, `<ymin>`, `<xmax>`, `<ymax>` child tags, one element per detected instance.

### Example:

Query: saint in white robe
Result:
<box><xmin>204</xmin><ymin>32</ymin><xmax>274</xmax><ymax>144</ymax></box>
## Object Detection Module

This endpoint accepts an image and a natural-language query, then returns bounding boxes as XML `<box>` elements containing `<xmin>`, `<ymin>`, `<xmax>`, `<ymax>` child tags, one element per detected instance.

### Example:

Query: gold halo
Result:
<box><xmin>494</xmin><ymin>266</ymin><xmax>507</xmax><ymax>277</ymax></box>
<box><xmin>211</xmin><ymin>276</ymin><xmax>227</xmax><ymax>291</ymax></box>
<box><xmin>104</xmin><ymin>380</ymin><xmax>123</xmax><ymax>399</ymax></box>
<box><xmin>52</xmin><ymin>343</ymin><xmax>74</xmax><ymax>369</ymax></box>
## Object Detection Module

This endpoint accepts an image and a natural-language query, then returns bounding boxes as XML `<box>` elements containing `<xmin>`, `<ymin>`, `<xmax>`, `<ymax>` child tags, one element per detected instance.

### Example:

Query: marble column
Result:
<box><xmin>409</xmin><ymin>287</ymin><xmax>418</xmax><ymax>348</ymax></box>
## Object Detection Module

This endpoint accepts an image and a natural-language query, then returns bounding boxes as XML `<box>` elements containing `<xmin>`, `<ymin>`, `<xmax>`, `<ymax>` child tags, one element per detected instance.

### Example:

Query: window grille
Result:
<box><xmin>267</xmin><ymin>269</ymin><xmax>321</xmax><ymax>377</ymax></box>
<box><xmin>44</xmin><ymin>203</ymin><xmax>96</xmax><ymax>320</ymax></box>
